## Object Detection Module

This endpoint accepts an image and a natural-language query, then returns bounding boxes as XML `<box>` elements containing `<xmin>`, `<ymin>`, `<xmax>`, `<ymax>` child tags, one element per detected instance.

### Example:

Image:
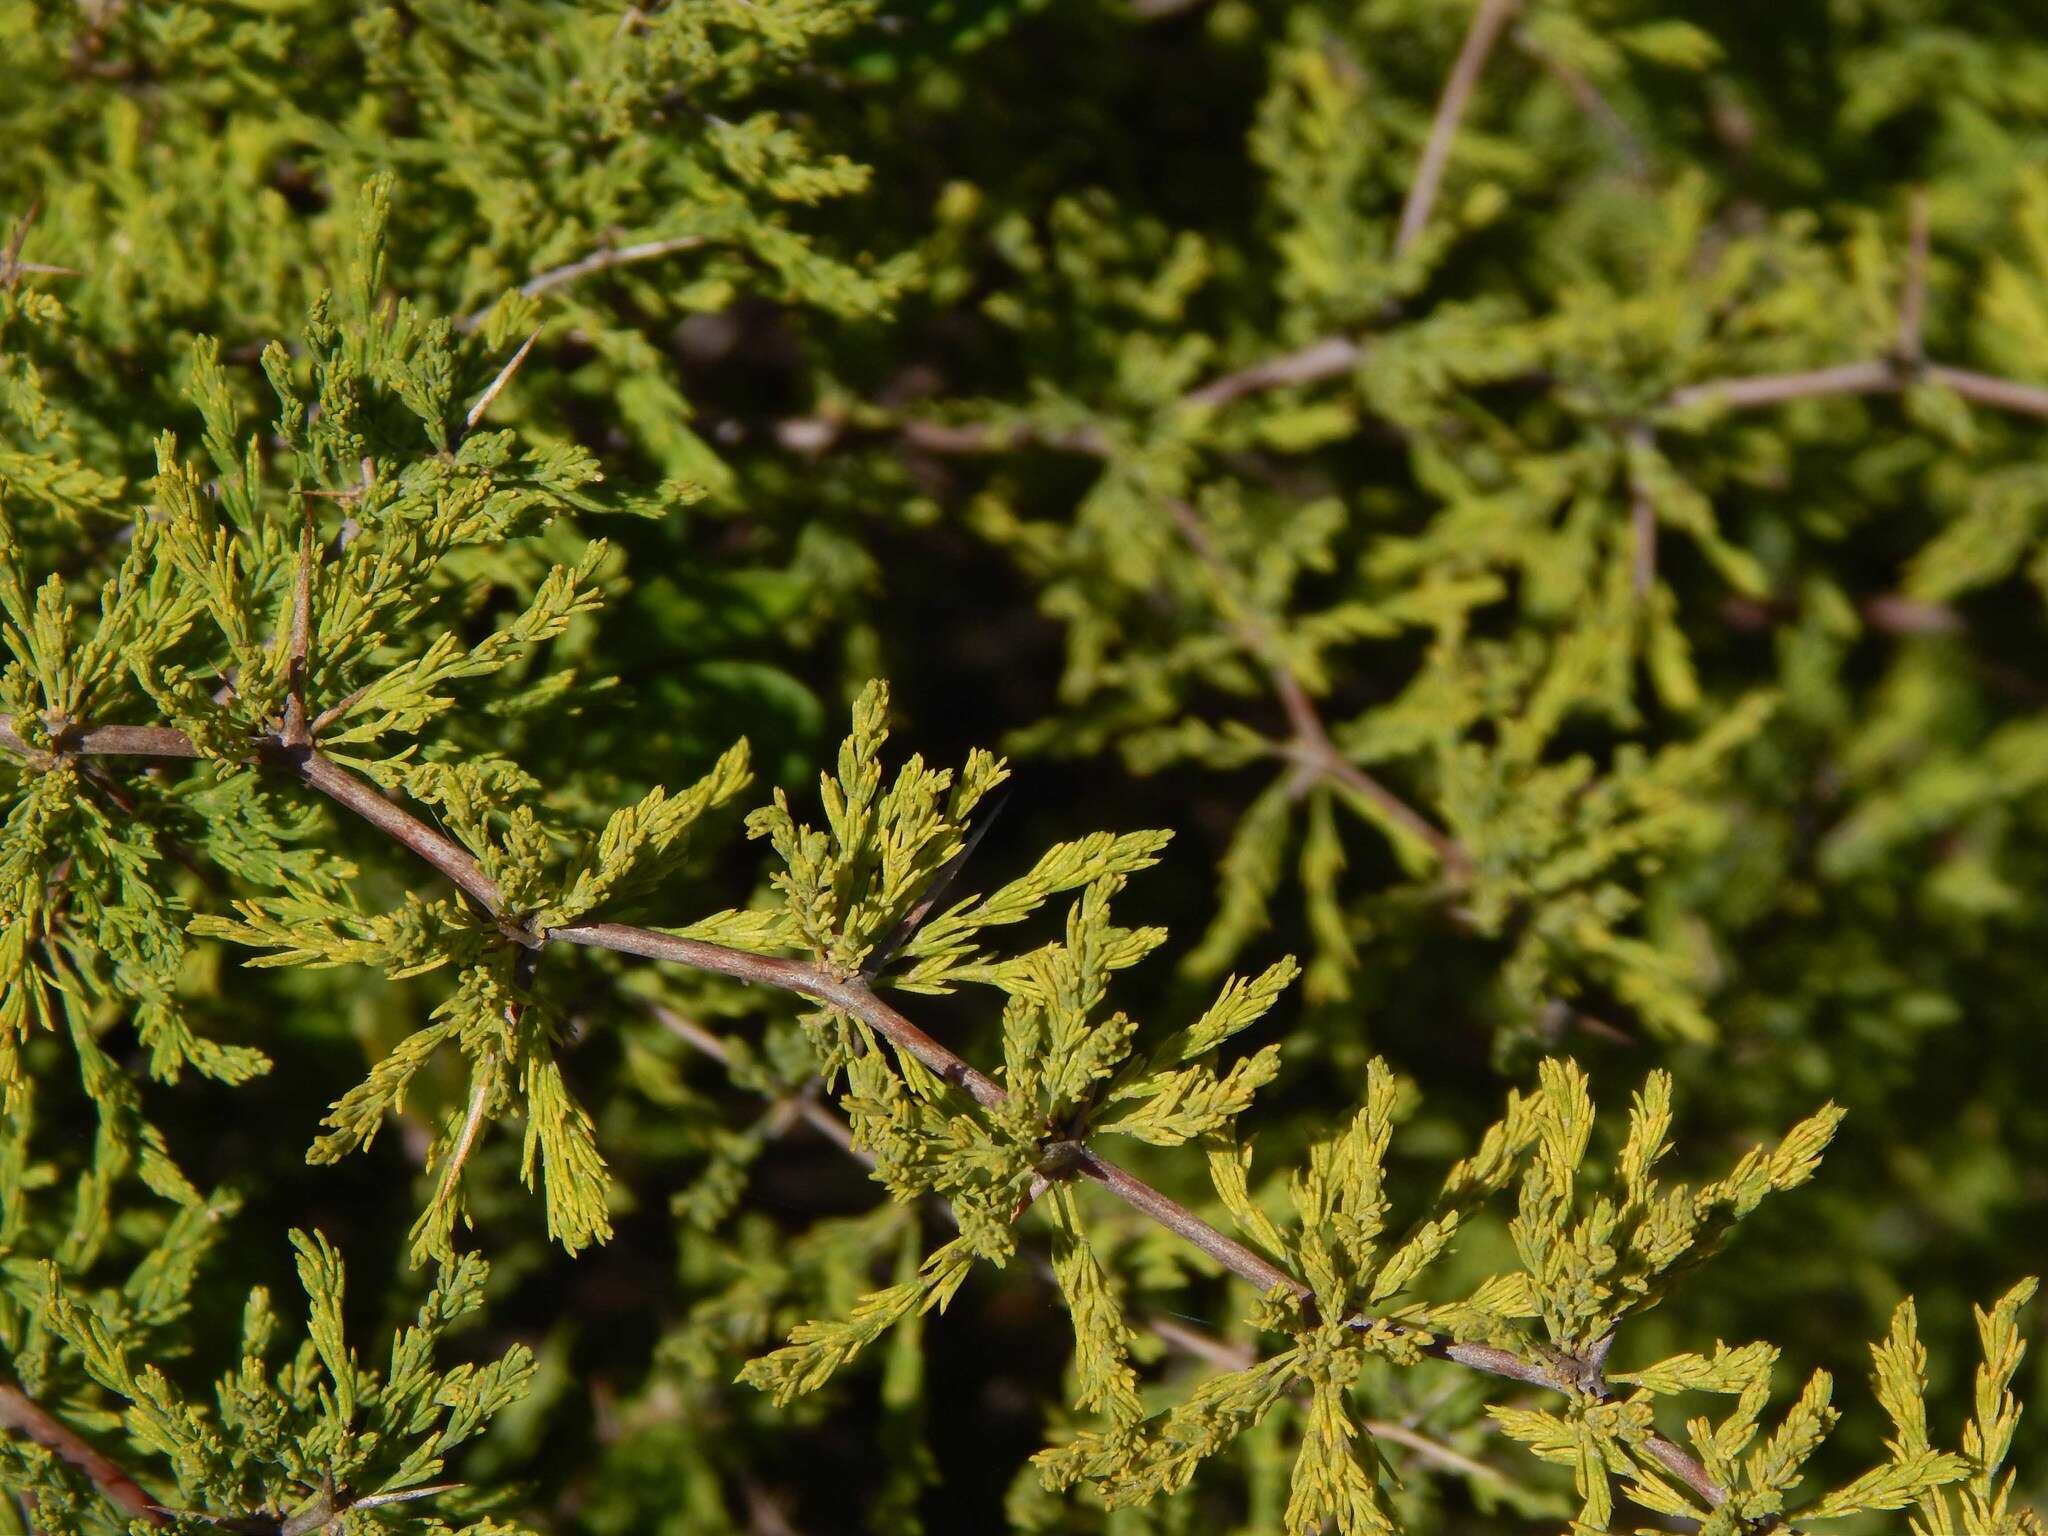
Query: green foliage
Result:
<box><xmin>2</xmin><ymin>0</ymin><xmax>2047</xmax><ymax>1531</ymax></box>
<box><xmin>10</xmin><ymin>1223</ymin><xmax>531</xmax><ymax>1536</ymax></box>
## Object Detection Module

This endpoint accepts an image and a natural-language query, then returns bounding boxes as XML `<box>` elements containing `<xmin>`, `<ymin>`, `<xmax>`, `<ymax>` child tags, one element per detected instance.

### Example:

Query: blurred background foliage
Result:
<box><xmin>4</xmin><ymin>0</ymin><xmax>2048</xmax><ymax>1530</ymax></box>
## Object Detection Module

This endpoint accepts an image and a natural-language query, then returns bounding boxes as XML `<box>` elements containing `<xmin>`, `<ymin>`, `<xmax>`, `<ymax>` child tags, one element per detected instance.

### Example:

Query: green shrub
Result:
<box><xmin>2</xmin><ymin>1</ymin><xmax>2045</xmax><ymax>1531</ymax></box>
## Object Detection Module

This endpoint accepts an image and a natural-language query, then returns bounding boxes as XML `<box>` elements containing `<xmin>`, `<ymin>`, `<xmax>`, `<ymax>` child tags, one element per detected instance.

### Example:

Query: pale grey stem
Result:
<box><xmin>1897</xmin><ymin>191</ymin><xmax>1931</xmax><ymax>361</ymax></box>
<box><xmin>1395</xmin><ymin>0</ymin><xmax>1521</xmax><ymax>258</ymax></box>
<box><xmin>459</xmin><ymin>235</ymin><xmax>708</xmax><ymax>331</ymax></box>
<box><xmin>464</xmin><ymin>329</ymin><xmax>542</xmax><ymax>432</ymax></box>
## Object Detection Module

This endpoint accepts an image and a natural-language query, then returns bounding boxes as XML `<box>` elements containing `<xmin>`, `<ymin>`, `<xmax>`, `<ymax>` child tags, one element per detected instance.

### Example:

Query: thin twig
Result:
<box><xmin>1181</xmin><ymin>337</ymin><xmax>1367</xmax><ymax>414</ymax></box>
<box><xmin>1395</xmin><ymin>0</ymin><xmax>1521</xmax><ymax>259</ymax></box>
<box><xmin>1663</xmin><ymin>359</ymin><xmax>2048</xmax><ymax>422</ymax></box>
<box><xmin>1144</xmin><ymin>1317</ymin><xmax>1521</xmax><ymax>1487</ymax></box>
<box><xmin>862</xmin><ymin>784</ymin><xmax>1010</xmax><ymax>981</ymax></box>
<box><xmin>882</xmin><ymin>331</ymin><xmax>2048</xmax><ymax>456</ymax></box>
<box><xmin>1165</xmin><ymin>502</ymin><xmax>1472</xmax><ymax>878</ymax></box>
<box><xmin>1144</xmin><ymin>1314</ymin><xmax>1255</xmax><ymax>1372</ymax></box>
<box><xmin>1859</xmin><ymin>593</ymin><xmax>1961</xmax><ymax>636</ymax></box>
<box><xmin>1627</xmin><ymin>426</ymin><xmax>1657</xmax><ymax>602</ymax></box>
<box><xmin>1896</xmin><ymin>190</ymin><xmax>1931</xmax><ymax>363</ymax></box>
<box><xmin>657</xmin><ymin>1001</ymin><xmax>1522</xmax><ymax>1499</ymax></box>
<box><xmin>793</xmin><ymin>1094</ymin><xmax>860</xmax><ymax>1157</ymax></box>
<box><xmin>782</xmin><ymin>340</ymin><xmax>1365</xmax><ymax>449</ymax></box>
<box><xmin>1371</xmin><ymin>1418</ymin><xmax>1522</xmax><ymax>1489</ymax></box>
<box><xmin>279</xmin><ymin>511</ymin><xmax>316</xmax><ymax>748</ymax></box>
<box><xmin>1311</xmin><ymin>746</ymin><xmax>1475</xmax><ymax>881</ymax></box>
<box><xmin>651</xmin><ymin>1002</ymin><xmax>909</xmax><ymax>1204</ymax></box>
<box><xmin>1924</xmin><ymin>365</ymin><xmax>2048</xmax><ymax>419</ymax></box>
<box><xmin>349</xmin><ymin>1483</ymin><xmax>463</xmax><ymax>1513</ymax></box>
<box><xmin>778</xmin><ymin>327</ymin><xmax>1362</xmax><ymax>458</ymax></box>
<box><xmin>822</xmin><ymin>152</ymin><xmax>2028</xmax><ymax>457</ymax></box>
<box><xmin>149</xmin><ymin>1476</ymin><xmax>467</xmax><ymax>1536</ymax></box>
<box><xmin>649</xmin><ymin>1002</ymin><xmax>734</xmax><ymax>1067</ymax></box>
<box><xmin>305</xmin><ymin>457</ymin><xmax>376</xmax><ymax>513</ymax></box>
<box><xmin>519</xmin><ymin>236</ymin><xmax>708</xmax><ymax>302</ymax></box>
<box><xmin>429</xmin><ymin>1047</ymin><xmax>497</xmax><ymax>1226</ymax></box>
<box><xmin>460</xmin><ymin>235</ymin><xmax>708</xmax><ymax>331</ymax></box>
<box><xmin>308</xmin><ymin>684</ymin><xmax>370</xmax><ymax>740</ymax></box>
<box><xmin>741</xmin><ymin>1479</ymin><xmax>801</xmax><ymax>1536</ymax></box>
<box><xmin>0</xmin><ymin>1381</ymin><xmax>165</xmax><ymax>1525</ymax></box>
<box><xmin>1</xmin><ymin>201</ymin><xmax>41</xmax><ymax>293</ymax></box>
<box><xmin>1133</xmin><ymin>0</ymin><xmax>1575</xmax><ymax>418</ymax></box>
<box><xmin>463</xmin><ymin>329</ymin><xmax>542</xmax><ymax>434</ymax></box>
<box><xmin>1</xmin><ymin>713</ymin><xmax>1728</xmax><ymax>1513</ymax></box>
<box><xmin>907</xmin><ymin>418</ymin><xmax>1111</xmax><ymax>456</ymax></box>
<box><xmin>1513</xmin><ymin>30</ymin><xmax>1649</xmax><ymax>177</ymax></box>
<box><xmin>1664</xmin><ymin>361</ymin><xmax>1898</xmax><ymax>414</ymax></box>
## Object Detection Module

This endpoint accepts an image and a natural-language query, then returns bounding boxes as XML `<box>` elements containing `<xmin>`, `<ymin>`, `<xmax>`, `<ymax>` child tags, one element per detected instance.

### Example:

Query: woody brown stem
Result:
<box><xmin>0</xmin><ymin>1381</ymin><xmax>165</xmax><ymax>1525</ymax></box>
<box><xmin>655</xmin><ymin>992</ymin><xmax>1526</xmax><ymax>1494</ymax></box>
<box><xmin>3</xmin><ymin>709</ymin><xmax>1727</xmax><ymax>1514</ymax></box>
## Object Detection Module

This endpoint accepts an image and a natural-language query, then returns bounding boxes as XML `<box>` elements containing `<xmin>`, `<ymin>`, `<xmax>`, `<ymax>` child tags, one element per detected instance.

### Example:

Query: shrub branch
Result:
<box><xmin>0</xmin><ymin>1381</ymin><xmax>165</xmax><ymax>1525</ymax></box>
<box><xmin>0</xmin><ymin>711</ymin><xmax>1726</xmax><ymax>1513</ymax></box>
<box><xmin>1395</xmin><ymin>0</ymin><xmax>1522</xmax><ymax>258</ymax></box>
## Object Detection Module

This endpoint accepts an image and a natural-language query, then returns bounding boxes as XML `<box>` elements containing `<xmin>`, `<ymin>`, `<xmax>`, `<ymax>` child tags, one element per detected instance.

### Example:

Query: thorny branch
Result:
<box><xmin>1</xmin><ymin>710</ymin><xmax>1725</xmax><ymax>1512</ymax></box>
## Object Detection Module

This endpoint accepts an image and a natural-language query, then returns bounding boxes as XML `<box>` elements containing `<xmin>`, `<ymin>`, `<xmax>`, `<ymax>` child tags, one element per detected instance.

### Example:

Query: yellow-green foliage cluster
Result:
<box><xmin>4</xmin><ymin>0</ymin><xmax>2048</xmax><ymax>1532</ymax></box>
